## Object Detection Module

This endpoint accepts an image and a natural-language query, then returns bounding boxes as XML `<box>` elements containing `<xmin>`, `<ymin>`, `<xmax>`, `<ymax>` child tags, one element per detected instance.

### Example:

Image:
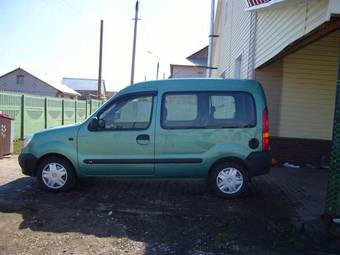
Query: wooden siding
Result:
<box><xmin>255</xmin><ymin>61</ymin><xmax>283</xmax><ymax>137</ymax></box>
<box><xmin>255</xmin><ymin>0</ymin><xmax>329</xmax><ymax>68</ymax></box>
<box><xmin>212</xmin><ymin>0</ymin><xmax>252</xmax><ymax>79</ymax></box>
<box><xmin>279</xmin><ymin>29</ymin><xmax>339</xmax><ymax>139</ymax></box>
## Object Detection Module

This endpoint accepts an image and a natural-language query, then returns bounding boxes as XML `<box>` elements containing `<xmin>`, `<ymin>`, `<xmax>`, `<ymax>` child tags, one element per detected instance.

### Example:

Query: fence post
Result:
<box><xmin>20</xmin><ymin>94</ymin><xmax>25</xmax><ymax>139</ymax></box>
<box><xmin>85</xmin><ymin>101</ymin><xmax>88</xmax><ymax>118</ymax></box>
<box><xmin>61</xmin><ymin>99</ymin><xmax>65</xmax><ymax>125</ymax></box>
<box><xmin>44</xmin><ymin>98</ymin><xmax>48</xmax><ymax>129</ymax></box>
<box><xmin>75</xmin><ymin>100</ymin><xmax>77</xmax><ymax>123</ymax></box>
<box><xmin>90</xmin><ymin>100</ymin><xmax>93</xmax><ymax>114</ymax></box>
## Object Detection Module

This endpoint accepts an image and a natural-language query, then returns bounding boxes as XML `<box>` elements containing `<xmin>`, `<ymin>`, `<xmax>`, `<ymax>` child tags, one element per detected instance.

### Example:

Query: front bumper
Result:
<box><xmin>245</xmin><ymin>151</ymin><xmax>271</xmax><ymax>177</ymax></box>
<box><xmin>18</xmin><ymin>153</ymin><xmax>38</xmax><ymax>176</ymax></box>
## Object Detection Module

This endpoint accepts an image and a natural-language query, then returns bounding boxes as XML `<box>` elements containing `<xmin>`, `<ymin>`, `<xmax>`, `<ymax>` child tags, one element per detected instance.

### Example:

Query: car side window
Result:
<box><xmin>208</xmin><ymin>93</ymin><xmax>256</xmax><ymax>128</ymax></box>
<box><xmin>210</xmin><ymin>95</ymin><xmax>236</xmax><ymax>120</ymax></box>
<box><xmin>161</xmin><ymin>92</ymin><xmax>256</xmax><ymax>129</ymax></box>
<box><xmin>99</xmin><ymin>95</ymin><xmax>153</xmax><ymax>130</ymax></box>
<box><xmin>162</xmin><ymin>94</ymin><xmax>200</xmax><ymax>128</ymax></box>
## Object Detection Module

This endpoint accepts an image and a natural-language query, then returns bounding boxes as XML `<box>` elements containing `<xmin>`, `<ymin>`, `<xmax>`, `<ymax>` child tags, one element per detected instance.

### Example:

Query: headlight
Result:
<box><xmin>23</xmin><ymin>134</ymin><xmax>34</xmax><ymax>148</ymax></box>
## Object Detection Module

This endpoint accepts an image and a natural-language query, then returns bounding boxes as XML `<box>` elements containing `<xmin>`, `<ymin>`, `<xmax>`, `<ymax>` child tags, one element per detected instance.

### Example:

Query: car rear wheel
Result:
<box><xmin>37</xmin><ymin>156</ymin><xmax>76</xmax><ymax>192</ymax></box>
<box><xmin>209</xmin><ymin>162</ymin><xmax>249</xmax><ymax>198</ymax></box>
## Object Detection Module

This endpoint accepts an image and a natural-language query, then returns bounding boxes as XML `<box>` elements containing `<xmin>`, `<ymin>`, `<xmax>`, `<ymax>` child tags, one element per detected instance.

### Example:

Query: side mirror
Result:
<box><xmin>88</xmin><ymin>117</ymin><xmax>99</xmax><ymax>131</ymax></box>
<box><xmin>98</xmin><ymin>119</ymin><xmax>106</xmax><ymax>128</ymax></box>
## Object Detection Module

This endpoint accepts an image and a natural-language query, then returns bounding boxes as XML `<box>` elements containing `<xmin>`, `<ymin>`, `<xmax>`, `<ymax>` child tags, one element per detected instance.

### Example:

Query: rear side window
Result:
<box><xmin>161</xmin><ymin>92</ymin><xmax>256</xmax><ymax>129</ymax></box>
<box><xmin>208</xmin><ymin>93</ymin><xmax>256</xmax><ymax>128</ymax></box>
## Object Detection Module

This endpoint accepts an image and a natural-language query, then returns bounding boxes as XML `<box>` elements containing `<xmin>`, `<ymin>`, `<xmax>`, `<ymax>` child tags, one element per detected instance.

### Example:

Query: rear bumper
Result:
<box><xmin>18</xmin><ymin>153</ymin><xmax>38</xmax><ymax>176</ymax></box>
<box><xmin>245</xmin><ymin>151</ymin><xmax>271</xmax><ymax>177</ymax></box>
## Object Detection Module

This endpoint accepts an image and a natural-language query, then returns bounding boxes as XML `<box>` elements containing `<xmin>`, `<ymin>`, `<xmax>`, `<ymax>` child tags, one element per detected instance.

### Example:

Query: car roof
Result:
<box><xmin>117</xmin><ymin>78</ymin><xmax>262</xmax><ymax>96</ymax></box>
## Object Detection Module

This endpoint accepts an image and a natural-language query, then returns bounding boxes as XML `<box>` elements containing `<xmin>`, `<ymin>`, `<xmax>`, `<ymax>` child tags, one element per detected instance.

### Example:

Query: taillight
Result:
<box><xmin>262</xmin><ymin>107</ymin><xmax>269</xmax><ymax>151</ymax></box>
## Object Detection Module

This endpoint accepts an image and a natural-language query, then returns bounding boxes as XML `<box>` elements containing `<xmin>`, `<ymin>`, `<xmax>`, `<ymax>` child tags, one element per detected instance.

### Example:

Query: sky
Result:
<box><xmin>0</xmin><ymin>0</ymin><xmax>211</xmax><ymax>91</ymax></box>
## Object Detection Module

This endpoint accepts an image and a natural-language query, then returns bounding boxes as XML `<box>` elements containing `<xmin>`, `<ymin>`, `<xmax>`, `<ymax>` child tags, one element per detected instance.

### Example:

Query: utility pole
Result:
<box><xmin>130</xmin><ymin>1</ymin><xmax>139</xmax><ymax>85</ymax></box>
<box><xmin>147</xmin><ymin>50</ymin><xmax>159</xmax><ymax>80</ymax></box>
<box><xmin>97</xmin><ymin>20</ymin><xmax>103</xmax><ymax>99</ymax></box>
<box><xmin>156</xmin><ymin>61</ymin><xmax>159</xmax><ymax>80</ymax></box>
<box><xmin>207</xmin><ymin>0</ymin><xmax>215</xmax><ymax>78</ymax></box>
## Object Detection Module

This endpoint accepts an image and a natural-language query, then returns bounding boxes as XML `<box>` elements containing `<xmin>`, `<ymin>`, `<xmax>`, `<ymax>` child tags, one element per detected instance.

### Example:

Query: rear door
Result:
<box><xmin>154</xmin><ymin>91</ymin><xmax>258</xmax><ymax>177</ymax></box>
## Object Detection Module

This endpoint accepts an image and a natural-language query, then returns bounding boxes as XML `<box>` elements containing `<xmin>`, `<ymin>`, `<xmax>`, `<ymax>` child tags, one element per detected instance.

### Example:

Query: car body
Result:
<box><xmin>19</xmin><ymin>78</ymin><xmax>271</xmax><ymax>198</ymax></box>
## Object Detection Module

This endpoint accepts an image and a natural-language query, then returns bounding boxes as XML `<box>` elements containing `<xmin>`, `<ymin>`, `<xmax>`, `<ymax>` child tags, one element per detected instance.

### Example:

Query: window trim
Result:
<box><xmin>160</xmin><ymin>91</ymin><xmax>257</xmax><ymax>130</ymax></box>
<box><xmin>89</xmin><ymin>91</ymin><xmax>157</xmax><ymax>132</ymax></box>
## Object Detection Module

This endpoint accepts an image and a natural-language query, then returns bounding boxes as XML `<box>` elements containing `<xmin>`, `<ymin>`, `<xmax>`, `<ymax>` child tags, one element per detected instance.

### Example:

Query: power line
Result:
<box><xmin>61</xmin><ymin>0</ymin><xmax>82</xmax><ymax>16</ymax></box>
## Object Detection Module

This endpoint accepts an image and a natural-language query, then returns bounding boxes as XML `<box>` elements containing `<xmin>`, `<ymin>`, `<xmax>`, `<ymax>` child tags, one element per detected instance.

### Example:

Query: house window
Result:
<box><xmin>234</xmin><ymin>55</ymin><xmax>242</xmax><ymax>79</ymax></box>
<box><xmin>16</xmin><ymin>75</ymin><xmax>24</xmax><ymax>85</ymax></box>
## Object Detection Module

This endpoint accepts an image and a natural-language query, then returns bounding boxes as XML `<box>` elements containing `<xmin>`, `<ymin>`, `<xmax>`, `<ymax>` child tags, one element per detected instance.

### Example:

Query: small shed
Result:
<box><xmin>0</xmin><ymin>112</ymin><xmax>14</xmax><ymax>157</ymax></box>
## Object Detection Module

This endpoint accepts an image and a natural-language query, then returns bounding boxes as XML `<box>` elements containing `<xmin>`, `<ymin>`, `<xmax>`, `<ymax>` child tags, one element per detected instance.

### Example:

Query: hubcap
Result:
<box><xmin>216</xmin><ymin>167</ymin><xmax>244</xmax><ymax>194</ymax></box>
<box><xmin>42</xmin><ymin>163</ymin><xmax>67</xmax><ymax>189</ymax></box>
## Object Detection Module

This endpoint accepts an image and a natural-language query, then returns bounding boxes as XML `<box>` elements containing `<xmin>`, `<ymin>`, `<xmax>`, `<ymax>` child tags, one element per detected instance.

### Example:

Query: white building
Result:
<box><xmin>0</xmin><ymin>68</ymin><xmax>80</xmax><ymax>99</ymax></box>
<box><xmin>170</xmin><ymin>46</ymin><xmax>208</xmax><ymax>78</ymax></box>
<box><xmin>211</xmin><ymin>0</ymin><xmax>340</xmax><ymax>163</ymax></box>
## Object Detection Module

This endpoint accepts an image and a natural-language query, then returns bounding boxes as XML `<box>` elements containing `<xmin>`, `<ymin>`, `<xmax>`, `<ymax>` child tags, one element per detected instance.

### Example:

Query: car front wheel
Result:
<box><xmin>209</xmin><ymin>162</ymin><xmax>249</xmax><ymax>198</ymax></box>
<box><xmin>37</xmin><ymin>156</ymin><xmax>76</xmax><ymax>192</ymax></box>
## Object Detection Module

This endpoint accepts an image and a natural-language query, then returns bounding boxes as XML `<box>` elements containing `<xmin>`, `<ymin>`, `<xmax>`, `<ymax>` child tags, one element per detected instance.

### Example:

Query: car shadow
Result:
<box><xmin>0</xmin><ymin>176</ymin><xmax>295</xmax><ymax>218</ymax></box>
<box><xmin>0</xmin><ymin>174</ymin><xmax>314</xmax><ymax>254</ymax></box>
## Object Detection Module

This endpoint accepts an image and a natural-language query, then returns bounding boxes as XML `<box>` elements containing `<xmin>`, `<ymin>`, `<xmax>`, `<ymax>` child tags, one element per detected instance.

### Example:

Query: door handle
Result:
<box><xmin>136</xmin><ymin>134</ymin><xmax>150</xmax><ymax>145</ymax></box>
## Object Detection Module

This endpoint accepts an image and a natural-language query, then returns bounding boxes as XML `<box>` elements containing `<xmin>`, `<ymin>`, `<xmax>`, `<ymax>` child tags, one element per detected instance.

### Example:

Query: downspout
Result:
<box><xmin>207</xmin><ymin>0</ymin><xmax>216</xmax><ymax>78</ymax></box>
<box><xmin>247</xmin><ymin>10</ymin><xmax>257</xmax><ymax>79</ymax></box>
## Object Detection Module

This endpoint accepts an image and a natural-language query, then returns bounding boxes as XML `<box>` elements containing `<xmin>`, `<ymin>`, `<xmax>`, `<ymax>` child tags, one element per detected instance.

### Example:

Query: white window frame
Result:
<box><xmin>234</xmin><ymin>55</ymin><xmax>242</xmax><ymax>79</ymax></box>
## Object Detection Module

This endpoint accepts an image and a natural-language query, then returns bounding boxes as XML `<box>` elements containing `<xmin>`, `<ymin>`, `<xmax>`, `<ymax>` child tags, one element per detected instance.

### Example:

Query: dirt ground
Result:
<box><xmin>0</xmin><ymin>155</ymin><xmax>339</xmax><ymax>255</ymax></box>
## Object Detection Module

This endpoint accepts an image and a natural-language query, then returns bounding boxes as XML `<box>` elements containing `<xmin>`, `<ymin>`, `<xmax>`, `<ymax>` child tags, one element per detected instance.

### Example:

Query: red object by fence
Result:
<box><xmin>0</xmin><ymin>112</ymin><xmax>13</xmax><ymax>157</ymax></box>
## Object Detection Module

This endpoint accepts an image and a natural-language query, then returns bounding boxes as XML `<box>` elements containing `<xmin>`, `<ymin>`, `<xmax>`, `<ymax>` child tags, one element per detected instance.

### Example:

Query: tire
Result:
<box><xmin>37</xmin><ymin>156</ymin><xmax>77</xmax><ymax>192</ymax></box>
<box><xmin>209</xmin><ymin>162</ymin><xmax>249</xmax><ymax>198</ymax></box>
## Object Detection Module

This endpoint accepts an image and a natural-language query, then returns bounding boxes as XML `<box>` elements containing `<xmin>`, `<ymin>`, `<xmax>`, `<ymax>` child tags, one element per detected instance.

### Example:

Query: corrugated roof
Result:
<box><xmin>62</xmin><ymin>78</ymin><xmax>106</xmax><ymax>94</ymax></box>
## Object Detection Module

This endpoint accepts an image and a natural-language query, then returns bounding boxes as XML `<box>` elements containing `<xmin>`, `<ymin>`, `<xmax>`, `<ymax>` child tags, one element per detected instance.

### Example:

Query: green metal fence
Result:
<box><xmin>0</xmin><ymin>91</ymin><xmax>103</xmax><ymax>139</ymax></box>
<box><xmin>326</xmin><ymin>80</ymin><xmax>340</xmax><ymax>218</ymax></box>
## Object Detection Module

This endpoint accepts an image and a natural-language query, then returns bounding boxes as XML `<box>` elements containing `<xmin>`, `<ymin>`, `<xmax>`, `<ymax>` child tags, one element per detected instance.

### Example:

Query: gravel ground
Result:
<box><xmin>0</xmin><ymin>155</ymin><xmax>339</xmax><ymax>255</ymax></box>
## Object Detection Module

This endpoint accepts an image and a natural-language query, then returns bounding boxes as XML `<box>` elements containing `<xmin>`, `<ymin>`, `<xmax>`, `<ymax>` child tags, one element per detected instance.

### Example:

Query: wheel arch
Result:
<box><xmin>208</xmin><ymin>157</ymin><xmax>248</xmax><ymax>176</ymax></box>
<box><xmin>36</xmin><ymin>153</ymin><xmax>77</xmax><ymax>177</ymax></box>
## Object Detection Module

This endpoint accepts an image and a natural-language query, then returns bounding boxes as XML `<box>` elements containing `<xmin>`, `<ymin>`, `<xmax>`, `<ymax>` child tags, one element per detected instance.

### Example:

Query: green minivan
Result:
<box><xmin>19</xmin><ymin>79</ymin><xmax>271</xmax><ymax>198</ymax></box>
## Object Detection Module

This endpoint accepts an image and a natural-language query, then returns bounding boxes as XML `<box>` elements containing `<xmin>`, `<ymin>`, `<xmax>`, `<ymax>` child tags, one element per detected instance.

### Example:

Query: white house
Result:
<box><xmin>211</xmin><ymin>0</ymin><xmax>340</xmax><ymax>163</ymax></box>
<box><xmin>0</xmin><ymin>68</ymin><xmax>80</xmax><ymax>99</ymax></box>
<box><xmin>170</xmin><ymin>46</ymin><xmax>208</xmax><ymax>78</ymax></box>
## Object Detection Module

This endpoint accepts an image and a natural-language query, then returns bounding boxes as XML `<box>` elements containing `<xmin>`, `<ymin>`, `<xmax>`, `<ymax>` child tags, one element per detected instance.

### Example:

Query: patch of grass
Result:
<box><xmin>13</xmin><ymin>139</ymin><xmax>23</xmax><ymax>154</ymax></box>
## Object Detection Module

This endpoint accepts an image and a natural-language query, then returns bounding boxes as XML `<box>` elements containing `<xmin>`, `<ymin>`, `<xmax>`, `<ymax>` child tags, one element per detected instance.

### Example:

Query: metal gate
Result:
<box><xmin>326</xmin><ymin>80</ymin><xmax>340</xmax><ymax>218</ymax></box>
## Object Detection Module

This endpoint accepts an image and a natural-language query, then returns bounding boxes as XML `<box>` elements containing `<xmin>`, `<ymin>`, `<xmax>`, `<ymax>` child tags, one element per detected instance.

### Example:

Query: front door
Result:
<box><xmin>77</xmin><ymin>92</ymin><xmax>156</xmax><ymax>176</ymax></box>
